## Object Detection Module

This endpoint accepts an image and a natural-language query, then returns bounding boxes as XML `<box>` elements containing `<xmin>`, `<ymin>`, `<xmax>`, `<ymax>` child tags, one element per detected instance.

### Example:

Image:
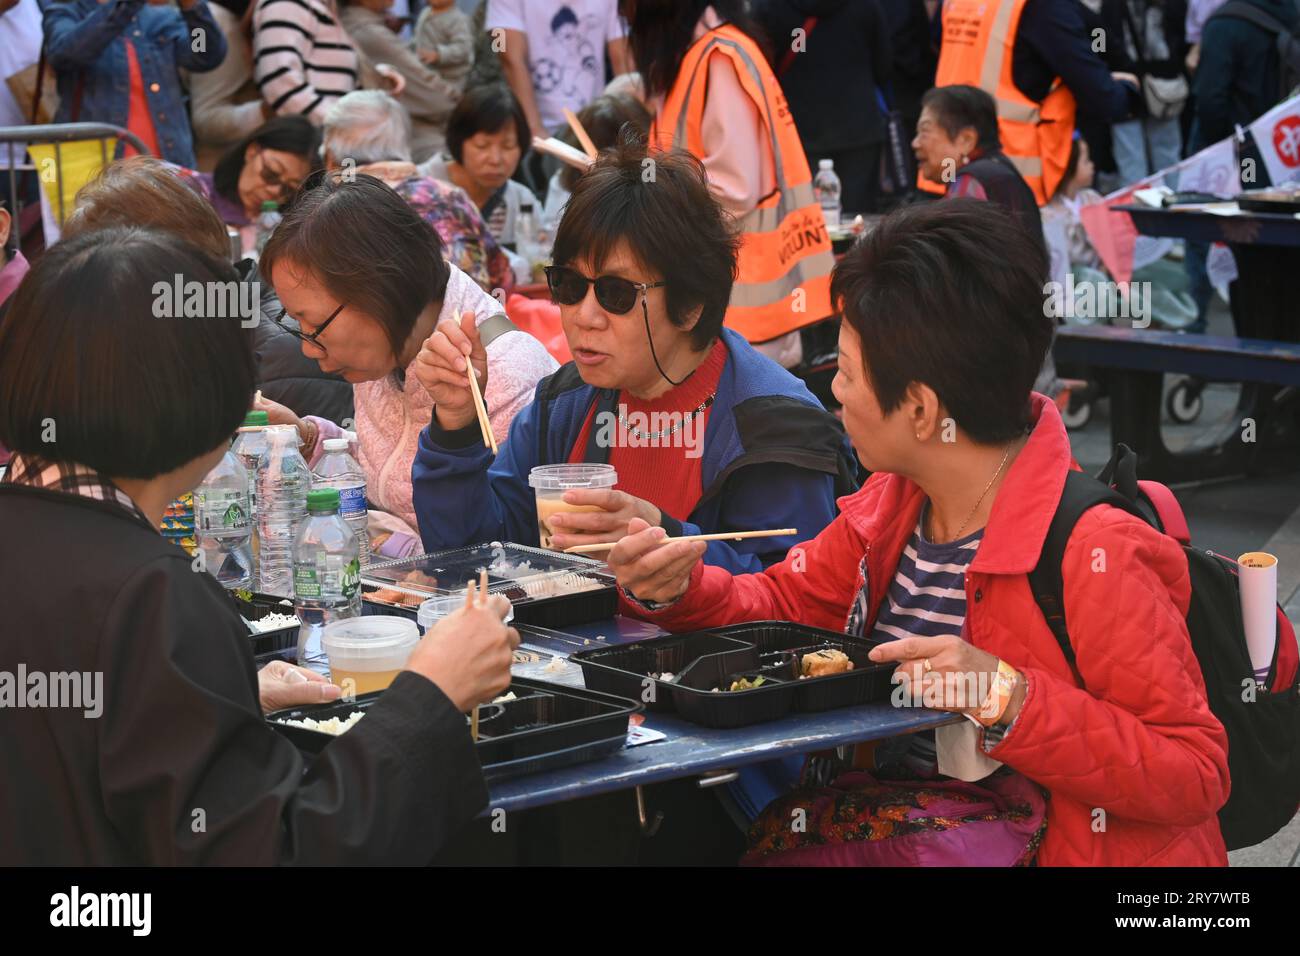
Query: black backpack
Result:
<box><xmin>1028</xmin><ymin>445</ymin><xmax>1300</xmax><ymax>851</ymax></box>
<box><xmin>1209</xmin><ymin>0</ymin><xmax>1300</xmax><ymax>101</ymax></box>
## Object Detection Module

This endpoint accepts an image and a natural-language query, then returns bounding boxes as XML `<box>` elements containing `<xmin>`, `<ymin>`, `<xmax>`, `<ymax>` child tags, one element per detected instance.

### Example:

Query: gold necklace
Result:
<box><xmin>931</xmin><ymin>439</ymin><xmax>1019</xmax><ymax>544</ymax></box>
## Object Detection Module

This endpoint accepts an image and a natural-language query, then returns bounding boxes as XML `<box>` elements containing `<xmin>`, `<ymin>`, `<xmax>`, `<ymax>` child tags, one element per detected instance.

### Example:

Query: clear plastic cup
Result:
<box><xmin>321</xmin><ymin>617</ymin><xmax>419</xmax><ymax>696</ymax></box>
<box><xmin>418</xmin><ymin>594</ymin><xmax>514</xmax><ymax>634</ymax></box>
<box><xmin>528</xmin><ymin>464</ymin><xmax>618</xmax><ymax>550</ymax></box>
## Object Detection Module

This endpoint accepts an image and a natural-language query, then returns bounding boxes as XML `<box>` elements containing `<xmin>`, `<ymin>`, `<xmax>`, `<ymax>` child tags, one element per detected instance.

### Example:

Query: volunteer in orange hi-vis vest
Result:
<box><xmin>648</xmin><ymin>21</ymin><xmax>835</xmax><ymax>346</ymax></box>
<box><xmin>928</xmin><ymin>0</ymin><xmax>1075</xmax><ymax>205</ymax></box>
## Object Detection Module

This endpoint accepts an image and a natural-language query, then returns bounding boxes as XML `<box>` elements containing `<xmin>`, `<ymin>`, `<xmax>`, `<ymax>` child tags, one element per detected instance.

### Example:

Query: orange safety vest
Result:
<box><xmin>929</xmin><ymin>0</ymin><xmax>1076</xmax><ymax>205</ymax></box>
<box><xmin>652</xmin><ymin>24</ymin><xmax>834</xmax><ymax>344</ymax></box>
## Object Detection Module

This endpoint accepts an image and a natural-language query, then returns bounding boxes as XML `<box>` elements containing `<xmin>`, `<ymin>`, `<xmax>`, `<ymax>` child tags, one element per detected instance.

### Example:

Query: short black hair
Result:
<box><xmin>921</xmin><ymin>85</ymin><xmax>1001</xmax><ymax>154</ymax></box>
<box><xmin>260</xmin><ymin>172</ymin><xmax>450</xmax><ymax>361</ymax></box>
<box><xmin>445</xmin><ymin>84</ymin><xmax>530</xmax><ymax>165</ymax></box>
<box><xmin>552</xmin><ymin>134</ymin><xmax>739</xmax><ymax>350</ymax></box>
<box><xmin>831</xmin><ymin>199</ymin><xmax>1052</xmax><ymax>444</ymax></box>
<box><xmin>214</xmin><ymin>115</ymin><xmax>322</xmax><ymax>205</ymax></box>
<box><xmin>0</xmin><ymin>227</ymin><xmax>255</xmax><ymax>477</ymax></box>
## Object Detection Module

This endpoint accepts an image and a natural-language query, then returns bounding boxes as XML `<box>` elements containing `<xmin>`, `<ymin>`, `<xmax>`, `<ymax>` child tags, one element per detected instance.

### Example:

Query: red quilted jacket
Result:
<box><xmin>630</xmin><ymin>395</ymin><xmax>1231</xmax><ymax>866</ymax></box>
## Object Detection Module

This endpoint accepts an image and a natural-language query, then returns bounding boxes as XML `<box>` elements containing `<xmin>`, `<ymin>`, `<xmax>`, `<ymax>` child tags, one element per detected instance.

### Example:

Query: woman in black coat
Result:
<box><xmin>0</xmin><ymin>227</ymin><xmax>519</xmax><ymax>865</ymax></box>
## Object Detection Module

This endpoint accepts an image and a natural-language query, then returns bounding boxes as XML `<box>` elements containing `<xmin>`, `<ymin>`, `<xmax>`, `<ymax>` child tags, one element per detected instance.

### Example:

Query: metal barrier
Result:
<box><xmin>1</xmin><ymin>122</ymin><xmax>151</xmax><ymax>255</ymax></box>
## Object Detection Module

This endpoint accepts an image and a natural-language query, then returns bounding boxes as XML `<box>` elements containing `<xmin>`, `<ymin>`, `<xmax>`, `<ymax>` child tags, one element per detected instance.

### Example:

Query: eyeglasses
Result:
<box><xmin>270</xmin><ymin>302</ymin><xmax>345</xmax><ymax>354</ymax></box>
<box><xmin>256</xmin><ymin>147</ymin><xmax>304</xmax><ymax>197</ymax></box>
<box><xmin>544</xmin><ymin>265</ymin><xmax>666</xmax><ymax>315</ymax></box>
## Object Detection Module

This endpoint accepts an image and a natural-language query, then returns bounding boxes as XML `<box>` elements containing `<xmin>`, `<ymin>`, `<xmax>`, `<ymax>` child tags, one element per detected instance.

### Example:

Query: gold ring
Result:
<box><xmin>923</xmin><ymin>658</ymin><xmax>933</xmax><ymax>673</ymax></box>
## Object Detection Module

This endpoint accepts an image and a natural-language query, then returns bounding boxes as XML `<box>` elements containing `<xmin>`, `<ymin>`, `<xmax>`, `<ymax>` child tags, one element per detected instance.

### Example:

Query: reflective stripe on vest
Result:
<box><xmin>653</xmin><ymin>25</ymin><xmax>834</xmax><ymax>342</ymax></box>
<box><xmin>932</xmin><ymin>0</ymin><xmax>1075</xmax><ymax>205</ymax></box>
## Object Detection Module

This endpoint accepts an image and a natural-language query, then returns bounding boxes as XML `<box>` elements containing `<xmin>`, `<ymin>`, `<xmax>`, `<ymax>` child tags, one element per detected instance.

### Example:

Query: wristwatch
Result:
<box><xmin>975</xmin><ymin>659</ymin><xmax>1020</xmax><ymax>728</ymax></box>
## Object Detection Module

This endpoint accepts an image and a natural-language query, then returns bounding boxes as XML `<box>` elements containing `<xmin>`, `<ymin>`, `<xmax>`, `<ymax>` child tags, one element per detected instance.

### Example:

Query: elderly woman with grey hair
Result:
<box><xmin>338</xmin><ymin>0</ymin><xmax>462</xmax><ymax>161</ymax></box>
<box><xmin>321</xmin><ymin>90</ymin><xmax>512</xmax><ymax>292</ymax></box>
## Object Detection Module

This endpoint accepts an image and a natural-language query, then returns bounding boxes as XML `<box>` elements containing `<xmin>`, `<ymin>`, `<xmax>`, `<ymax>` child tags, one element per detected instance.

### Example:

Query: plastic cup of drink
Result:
<box><xmin>418</xmin><ymin>593</ymin><xmax>514</xmax><ymax>634</ymax></box>
<box><xmin>527</xmin><ymin>464</ymin><xmax>618</xmax><ymax>550</ymax></box>
<box><xmin>321</xmin><ymin>617</ymin><xmax>419</xmax><ymax>696</ymax></box>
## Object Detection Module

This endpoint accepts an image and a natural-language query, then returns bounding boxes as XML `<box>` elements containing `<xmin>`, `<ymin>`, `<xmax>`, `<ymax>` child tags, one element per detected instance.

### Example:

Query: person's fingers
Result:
<box><xmin>484</xmin><ymin>593</ymin><xmax>512</xmax><ymax>621</ymax></box>
<box><xmin>440</xmin><ymin>315</ymin><xmax>473</xmax><ymax>357</ymax></box>
<box><xmin>608</xmin><ymin>523</ymin><xmax>670</xmax><ymax>567</ymax></box>
<box><xmin>429</xmin><ymin>327</ymin><xmax>471</xmax><ymax>372</ymax></box>
<box><xmin>868</xmin><ymin>635</ymin><xmax>941</xmax><ymax>663</ymax></box>
<box><xmin>294</xmin><ymin>665</ymin><xmax>331</xmax><ymax>684</ymax></box>
<box><xmin>505</xmin><ymin>626</ymin><xmax>521</xmax><ymax>650</ymax></box>
<box><xmin>548</xmin><ymin>509</ymin><xmax>622</xmax><ymax>532</ymax></box>
<box><xmin>623</xmin><ymin>539</ymin><xmax>702</xmax><ymax>591</ymax></box>
<box><xmin>562</xmin><ymin>488</ymin><xmax>620</xmax><ymax>509</ymax></box>
<box><xmin>460</xmin><ymin>310</ymin><xmax>484</xmax><ymax>356</ymax></box>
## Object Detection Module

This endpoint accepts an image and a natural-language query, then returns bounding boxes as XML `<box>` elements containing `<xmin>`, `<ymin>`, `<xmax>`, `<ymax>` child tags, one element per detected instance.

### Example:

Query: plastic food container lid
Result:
<box><xmin>321</xmin><ymin>617</ymin><xmax>419</xmax><ymax>666</ymax></box>
<box><xmin>417</xmin><ymin>594</ymin><xmax>514</xmax><ymax>633</ymax></box>
<box><xmin>242</xmin><ymin>410</ymin><xmax>269</xmax><ymax>427</ymax></box>
<box><xmin>528</xmin><ymin>463</ymin><xmax>617</xmax><ymax>491</ymax></box>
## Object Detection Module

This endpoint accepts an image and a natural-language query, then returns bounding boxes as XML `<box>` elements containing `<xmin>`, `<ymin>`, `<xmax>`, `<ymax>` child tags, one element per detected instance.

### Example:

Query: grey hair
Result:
<box><xmin>322</xmin><ymin>90</ymin><xmax>413</xmax><ymax>166</ymax></box>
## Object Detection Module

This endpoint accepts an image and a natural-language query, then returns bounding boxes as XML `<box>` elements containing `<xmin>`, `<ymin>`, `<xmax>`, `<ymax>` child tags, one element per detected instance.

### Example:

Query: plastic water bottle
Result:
<box><xmin>194</xmin><ymin>451</ymin><xmax>254</xmax><ymax>589</ymax></box>
<box><xmin>313</xmin><ymin>437</ymin><xmax>370</xmax><ymax>565</ymax></box>
<box><xmin>293</xmin><ymin>488</ymin><xmax>362</xmax><ymax>672</ymax></box>
<box><xmin>255</xmin><ymin>201</ymin><xmax>281</xmax><ymax>256</ymax></box>
<box><xmin>232</xmin><ymin>410</ymin><xmax>270</xmax><ymax>582</ymax></box>
<box><xmin>256</xmin><ymin>425</ymin><xmax>310</xmax><ymax>596</ymax></box>
<box><xmin>813</xmin><ymin>159</ymin><xmax>842</xmax><ymax>229</ymax></box>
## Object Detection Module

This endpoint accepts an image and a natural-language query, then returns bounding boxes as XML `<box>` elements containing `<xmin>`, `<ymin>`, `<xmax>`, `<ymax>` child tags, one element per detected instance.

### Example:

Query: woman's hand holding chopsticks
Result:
<box><xmin>606</xmin><ymin>517</ymin><xmax>707</xmax><ymax>607</ymax></box>
<box><xmin>403</xmin><ymin>574</ymin><xmax>520</xmax><ymax>714</ymax></box>
<box><xmin>414</xmin><ymin>310</ymin><xmax>493</xmax><ymax>441</ymax></box>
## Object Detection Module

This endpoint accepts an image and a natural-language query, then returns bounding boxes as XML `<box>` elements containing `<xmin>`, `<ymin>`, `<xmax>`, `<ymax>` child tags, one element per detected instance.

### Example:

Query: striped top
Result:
<box><xmin>870</xmin><ymin>513</ymin><xmax>983</xmax><ymax>644</ymax></box>
<box><xmin>253</xmin><ymin>0</ymin><xmax>358</xmax><ymax>124</ymax></box>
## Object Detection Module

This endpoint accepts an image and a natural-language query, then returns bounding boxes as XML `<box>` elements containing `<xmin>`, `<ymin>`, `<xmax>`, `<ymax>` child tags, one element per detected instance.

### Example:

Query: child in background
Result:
<box><xmin>414</xmin><ymin>0</ymin><xmax>474</xmax><ymax>92</ymax></box>
<box><xmin>1042</xmin><ymin>136</ymin><xmax>1197</xmax><ymax>330</ymax></box>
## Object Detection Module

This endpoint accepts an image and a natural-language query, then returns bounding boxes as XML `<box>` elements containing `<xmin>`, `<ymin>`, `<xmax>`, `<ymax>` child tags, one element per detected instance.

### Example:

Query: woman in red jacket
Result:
<box><xmin>609</xmin><ymin>198</ymin><xmax>1230</xmax><ymax>866</ymax></box>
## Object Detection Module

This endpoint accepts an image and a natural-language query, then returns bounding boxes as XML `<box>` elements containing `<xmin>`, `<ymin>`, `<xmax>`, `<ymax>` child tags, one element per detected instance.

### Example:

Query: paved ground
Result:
<box><xmin>1063</xmin><ymin>297</ymin><xmax>1300</xmax><ymax>866</ymax></box>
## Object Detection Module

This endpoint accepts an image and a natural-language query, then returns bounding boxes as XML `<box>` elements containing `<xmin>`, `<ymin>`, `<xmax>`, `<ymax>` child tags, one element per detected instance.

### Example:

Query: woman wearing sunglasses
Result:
<box><xmin>176</xmin><ymin>116</ymin><xmax>322</xmax><ymax>255</ymax></box>
<box><xmin>256</xmin><ymin>172</ymin><xmax>557</xmax><ymax>560</ymax></box>
<box><xmin>410</xmin><ymin>140</ymin><xmax>855</xmax><ymax>573</ymax></box>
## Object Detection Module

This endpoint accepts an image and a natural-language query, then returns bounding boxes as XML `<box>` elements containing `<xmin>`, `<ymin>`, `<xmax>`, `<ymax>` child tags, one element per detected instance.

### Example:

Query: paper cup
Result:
<box><xmin>1237</xmin><ymin>551</ymin><xmax>1278</xmax><ymax>682</ymax></box>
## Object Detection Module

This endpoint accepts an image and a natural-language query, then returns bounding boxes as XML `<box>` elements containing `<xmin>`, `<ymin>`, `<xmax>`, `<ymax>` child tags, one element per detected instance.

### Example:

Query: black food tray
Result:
<box><xmin>569</xmin><ymin>633</ymin><xmax>757</xmax><ymax>712</ymax></box>
<box><xmin>570</xmin><ymin>621</ymin><xmax>894</xmax><ymax>727</ymax></box>
<box><xmin>266</xmin><ymin>676</ymin><xmax>641</xmax><ymax>781</ymax></box>
<box><xmin>704</xmin><ymin>622</ymin><xmax>895</xmax><ymax>712</ymax></box>
<box><xmin>228</xmin><ymin>589</ymin><xmax>300</xmax><ymax>656</ymax></box>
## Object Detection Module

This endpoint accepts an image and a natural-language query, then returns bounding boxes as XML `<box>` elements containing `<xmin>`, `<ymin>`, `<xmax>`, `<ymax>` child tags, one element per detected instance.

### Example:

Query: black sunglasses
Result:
<box><xmin>270</xmin><ymin>301</ymin><xmax>345</xmax><ymax>354</ymax></box>
<box><xmin>544</xmin><ymin>265</ymin><xmax>666</xmax><ymax>315</ymax></box>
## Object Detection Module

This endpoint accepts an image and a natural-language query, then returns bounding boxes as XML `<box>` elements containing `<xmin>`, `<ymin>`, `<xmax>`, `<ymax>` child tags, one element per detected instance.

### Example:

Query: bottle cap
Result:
<box><xmin>306</xmin><ymin>488</ymin><xmax>341</xmax><ymax>513</ymax></box>
<box><xmin>242</xmin><ymin>410</ymin><xmax>269</xmax><ymax>426</ymax></box>
<box><xmin>818</xmin><ymin>158</ymin><xmax>834</xmax><ymax>170</ymax></box>
<box><xmin>260</xmin><ymin>200</ymin><xmax>279</xmax><ymax>212</ymax></box>
<box><xmin>322</xmin><ymin>438</ymin><xmax>349</xmax><ymax>452</ymax></box>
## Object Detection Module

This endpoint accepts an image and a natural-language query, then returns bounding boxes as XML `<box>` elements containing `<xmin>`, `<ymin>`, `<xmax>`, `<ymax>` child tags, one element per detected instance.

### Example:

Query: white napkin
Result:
<box><xmin>936</xmin><ymin>718</ymin><xmax>1003</xmax><ymax>782</ymax></box>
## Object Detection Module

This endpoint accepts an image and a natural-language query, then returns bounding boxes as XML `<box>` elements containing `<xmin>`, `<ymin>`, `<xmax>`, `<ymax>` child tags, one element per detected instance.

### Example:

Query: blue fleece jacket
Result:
<box><xmin>412</xmin><ymin>329</ymin><xmax>856</xmax><ymax>574</ymax></box>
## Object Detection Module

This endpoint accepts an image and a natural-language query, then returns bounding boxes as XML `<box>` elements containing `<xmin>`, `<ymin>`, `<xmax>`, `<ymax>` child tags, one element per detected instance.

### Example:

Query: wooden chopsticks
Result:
<box><xmin>563</xmin><ymin>528</ymin><xmax>798</xmax><ymax>555</ymax></box>
<box><xmin>465</xmin><ymin>361</ymin><xmax>498</xmax><ymax>455</ymax></box>
<box><xmin>466</xmin><ymin>568</ymin><xmax>489</xmax><ymax>741</ymax></box>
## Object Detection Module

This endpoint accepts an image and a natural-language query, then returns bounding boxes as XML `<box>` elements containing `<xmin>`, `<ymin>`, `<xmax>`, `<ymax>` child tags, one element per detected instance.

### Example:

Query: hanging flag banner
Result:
<box><xmin>1079</xmin><ymin>187</ymin><xmax>1141</xmax><ymax>286</ymax></box>
<box><xmin>1247</xmin><ymin>93</ymin><xmax>1300</xmax><ymax>189</ymax></box>
<box><xmin>1177</xmin><ymin>136</ymin><xmax>1243</xmax><ymax>198</ymax></box>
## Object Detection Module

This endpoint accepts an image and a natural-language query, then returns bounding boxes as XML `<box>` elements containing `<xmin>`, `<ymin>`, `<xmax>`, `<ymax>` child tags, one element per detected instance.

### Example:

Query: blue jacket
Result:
<box><xmin>42</xmin><ymin>0</ymin><xmax>226</xmax><ymax>168</ymax></box>
<box><xmin>412</xmin><ymin>328</ymin><xmax>858</xmax><ymax>574</ymax></box>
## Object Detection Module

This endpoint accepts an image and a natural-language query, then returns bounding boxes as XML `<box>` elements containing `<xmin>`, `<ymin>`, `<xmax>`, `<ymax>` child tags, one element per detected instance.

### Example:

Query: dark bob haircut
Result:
<box><xmin>921</xmin><ymin>85</ymin><xmax>1002</xmax><ymax>154</ymax></box>
<box><xmin>260</xmin><ymin>172</ymin><xmax>450</xmax><ymax>361</ymax></box>
<box><xmin>445</xmin><ymin>84</ymin><xmax>530</xmax><ymax>165</ymax></box>
<box><xmin>831</xmin><ymin>198</ymin><xmax>1052</xmax><ymax>444</ymax></box>
<box><xmin>552</xmin><ymin>135</ymin><xmax>739</xmax><ymax>350</ymax></box>
<box><xmin>0</xmin><ymin>227</ymin><xmax>255</xmax><ymax>478</ymax></box>
<box><xmin>214</xmin><ymin>115</ymin><xmax>322</xmax><ymax>206</ymax></box>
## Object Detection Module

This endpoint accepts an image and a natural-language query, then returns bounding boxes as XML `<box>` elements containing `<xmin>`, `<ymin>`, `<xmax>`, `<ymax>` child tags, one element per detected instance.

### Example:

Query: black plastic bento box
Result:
<box><xmin>569</xmin><ymin>621</ymin><xmax>894</xmax><ymax>728</ymax></box>
<box><xmin>228</xmin><ymin>590</ymin><xmax>300</xmax><ymax>657</ymax></box>
<box><xmin>360</xmin><ymin>543</ymin><xmax>617</xmax><ymax>628</ymax></box>
<box><xmin>266</xmin><ymin>676</ymin><xmax>642</xmax><ymax>780</ymax></box>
